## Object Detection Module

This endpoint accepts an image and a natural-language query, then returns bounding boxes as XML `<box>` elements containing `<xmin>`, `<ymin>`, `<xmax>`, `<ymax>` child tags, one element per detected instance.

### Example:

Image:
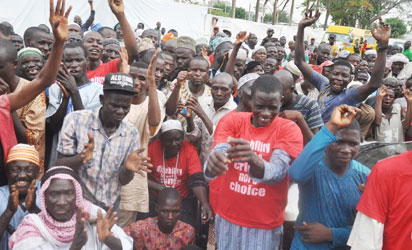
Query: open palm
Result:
<box><xmin>371</xmin><ymin>18</ymin><xmax>391</xmax><ymax>44</ymax></box>
<box><xmin>299</xmin><ymin>10</ymin><xmax>321</xmax><ymax>28</ymax></box>
<box><xmin>49</xmin><ymin>0</ymin><xmax>72</xmax><ymax>42</ymax></box>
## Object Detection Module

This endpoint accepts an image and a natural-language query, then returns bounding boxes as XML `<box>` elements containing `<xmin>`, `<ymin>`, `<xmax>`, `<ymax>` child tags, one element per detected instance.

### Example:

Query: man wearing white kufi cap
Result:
<box><xmin>147</xmin><ymin>119</ymin><xmax>213</xmax><ymax>228</ymax></box>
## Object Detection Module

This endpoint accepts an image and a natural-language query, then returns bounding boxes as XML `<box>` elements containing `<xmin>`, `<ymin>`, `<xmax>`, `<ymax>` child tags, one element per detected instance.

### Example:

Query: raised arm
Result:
<box><xmin>295</xmin><ymin>10</ymin><xmax>320</xmax><ymax>81</ymax></box>
<box><xmin>146</xmin><ymin>49</ymin><xmax>162</xmax><ymax>131</ymax></box>
<box><xmin>81</xmin><ymin>0</ymin><xmax>95</xmax><ymax>32</ymax></box>
<box><xmin>357</xmin><ymin>18</ymin><xmax>390</xmax><ymax>101</ymax></box>
<box><xmin>8</xmin><ymin>0</ymin><xmax>71</xmax><ymax>111</ymax></box>
<box><xmin>225</xmin><ymin>32</ymin><xmax>249</xmax><ymax>76</ymax></box>
<box><xmin>165</xmin><ymin>71</ymin><xmax>187</xmax><ymax>116</ymax></box>
<box><xmin>374</xmin><ymin>87</ymin><xmax>386</xmax><ymax>126</ymax></box>
<box><xmin>289</xmin><ymin>105</ymin><xmax>360</xmax><ymax>184</ymax></box>
<box><xmin>109</xmin><ymin>0</ymin><xmax>138</xmax><ymax>63</ymax></box>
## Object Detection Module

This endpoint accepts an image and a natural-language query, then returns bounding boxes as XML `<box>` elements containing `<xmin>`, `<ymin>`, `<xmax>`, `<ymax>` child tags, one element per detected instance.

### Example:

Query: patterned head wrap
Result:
<box><xmin>6</xmin><ymin>144</ymin><xmax>40</xmax><ymax>167</ymax></box>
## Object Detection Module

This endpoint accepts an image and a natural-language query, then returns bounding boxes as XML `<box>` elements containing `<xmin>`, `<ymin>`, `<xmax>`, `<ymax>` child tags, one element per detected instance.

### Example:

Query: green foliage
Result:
<box><xmin>210</xmin><ymin>3</ymin><xmax>247</xmax><ymax>19</ymax></box>
<box><xmin>263</xmin><ymin>11</ymin><xmax>289</xmax><ymax>23</ymax></box>
<box><xmin>385</xmin><ymin>18</ymin><xmax>408</xmax><ymax>38</ymax></box>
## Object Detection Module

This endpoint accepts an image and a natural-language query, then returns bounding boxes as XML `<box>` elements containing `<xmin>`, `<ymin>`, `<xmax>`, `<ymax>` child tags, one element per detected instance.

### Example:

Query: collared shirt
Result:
<box><xmin>186</xmin><ymin>96</ymin><xmax>237</xmax><ymax>163</ymax></box>
<box><xmin>375</xmin><ymin>103</ymin><xmax>404</xmax><ymax>143</ymax></box>
<box><xmin>46</xmin><ymin>81</ymin><xmax>103</xmax><ymax>118</ymax></box>
<box><xmin>57</xmin><ymin>109</ymin><xmax>140</xmax><ymax>207</ymax></box>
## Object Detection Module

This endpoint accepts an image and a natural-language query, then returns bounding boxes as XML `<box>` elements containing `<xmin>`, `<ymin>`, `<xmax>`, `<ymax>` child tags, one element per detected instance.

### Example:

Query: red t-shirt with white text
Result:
<box><xmin>212</xmin><ymin>112</ymin><xmax>303</xmax><ymax>229</ymax></box>
<box><xmin>148</xmin><ymin>139</ymin><xmax>202</xmax><ymax>198</ymax></box>
<box><xmin>87</xmin><ymin>58</ymin><xmax>120</xmax><ymax>85</ymax></box>
<box><xmin>357</xmin><ymin>150</ymin><xmax>412</xmax><ymax>250</ymax></box>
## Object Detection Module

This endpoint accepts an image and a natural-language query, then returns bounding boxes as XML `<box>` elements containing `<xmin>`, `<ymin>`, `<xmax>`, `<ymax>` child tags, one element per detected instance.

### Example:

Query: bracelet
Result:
<box><xmin>377</xmin><ymin>44</ymin><xmax>388</xmax><ymax>52</ymax></box>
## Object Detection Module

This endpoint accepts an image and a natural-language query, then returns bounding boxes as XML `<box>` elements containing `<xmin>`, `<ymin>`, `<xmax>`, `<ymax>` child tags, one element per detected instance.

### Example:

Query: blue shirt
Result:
<box><xmin>288</xmin><ymin>127</ymin><xmax>370</xmax><ymax>249</ymax></box>
<box><xmin>309</xmin><ymin>71</ymin><xmax>360</xmax><ymax>122</ymax></box>
<box><xmin>0</xmin><ymin>182</ymin><xmax>41</xmax><ymax>250</ymax></box>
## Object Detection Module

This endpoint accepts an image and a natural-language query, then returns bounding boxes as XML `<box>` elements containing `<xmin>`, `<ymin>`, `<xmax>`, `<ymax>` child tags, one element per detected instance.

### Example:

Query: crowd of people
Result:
<box><xmin>0</xmin><ymin>0</ymin><xmax>411</xmax><ymax>249</ymax></box>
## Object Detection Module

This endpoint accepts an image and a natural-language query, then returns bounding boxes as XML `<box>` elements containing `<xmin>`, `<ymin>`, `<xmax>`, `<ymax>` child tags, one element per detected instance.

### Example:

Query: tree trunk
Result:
<box><xmin>231</xmin><ymin>0</ymin><xmax>237</xmax><ymax>18</ymax></box>
<box><xmin>272</xmin><ymin>0</ymin><xmax>279</xmax><ymax>24</ymax></box>
<box><xmin>323</xmin><ymin>8</ymin><xmax>329</xmax><ymax>30</ymax></box>
<box><xmin>255</xmin><ymin>0</ymin><xmax>260</xmax><ymax>22</ymax></box>
<box><xmin>289</xmin><ymin>0</ymin><xmax>295</xmax><ymax>25</ymax></box>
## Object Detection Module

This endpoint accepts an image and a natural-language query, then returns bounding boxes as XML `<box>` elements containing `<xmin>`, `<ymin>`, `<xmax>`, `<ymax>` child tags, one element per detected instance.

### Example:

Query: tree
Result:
<box><xmin>230</xmin><ymin>0</ymin><xmax>236</xmax><ymax>18</ymax></box>
<box><xmin>255</xmin><ymin>0</ymin><xmax>261</xmax><ymax>22</ymax></box>
<box><xmin>300</xmin><ymin>0</ymin><xmax>410</xmax><ymax>29</ymax></box>
<box><xmin>210</xmin><ymin>2</ymin><xmax>247</xmax><ymax>20</ymax></box>
<box><xmin>385</xmin><ymin>18</ymin><xmax>407</xmax><ymax>38</ymax></box>
<box><xmin>264</xmin><ymin>11</ymin><xmax>289</xmax><ymax>23</ymax></box>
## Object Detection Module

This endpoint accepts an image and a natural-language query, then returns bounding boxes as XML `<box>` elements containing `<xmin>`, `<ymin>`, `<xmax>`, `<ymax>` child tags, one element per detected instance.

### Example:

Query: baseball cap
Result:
<box><xmin>103</xmin><ymin>73</ymin><xmax>136</xmax><ymax>94</ymax></box>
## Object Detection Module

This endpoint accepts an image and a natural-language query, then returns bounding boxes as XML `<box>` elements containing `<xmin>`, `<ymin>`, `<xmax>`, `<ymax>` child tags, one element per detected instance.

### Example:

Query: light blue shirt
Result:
<box><xmin>0</xmin><ymin>181</ymin><xmax>41</xmax><ymax>250</ymax></box>
<box><xmin>289</xmin><ymin>126</ymin><xmax>370</xmax><ymax>249</ymax></box>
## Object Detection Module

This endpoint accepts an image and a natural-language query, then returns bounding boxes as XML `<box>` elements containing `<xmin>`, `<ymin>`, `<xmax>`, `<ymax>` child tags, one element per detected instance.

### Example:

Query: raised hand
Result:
<box><xmin>327</xmin><ymin>105</ymin><xmax>361</xmax><ymax>133</ymax></box>
<box><xmin>176</xmin><ymin>71</ymin><xmax>189</xmax><ymax>86</ymax></box>
<box><xmin>371</xmin><ymin>18</ymin><xmax>391</xmax><ymax>45</ymax></box>
<box><xmin>234</xmin><ymin>31</ymin><xmax>249</xmax><ymax>45</ymax></box>
<box><xmin>80</xmin><ymin>133</ymin><xmax>94</xmax><ymax>164</ymax></box>
<box><xmin>119</xmin><ymin>47</ymin><xmax>130</xmax><ymax>74</ymax></box>
<box><xmin>56</xmin><ymin>66</ymin><xmax>77</xmax><ymax>95</ymax></box>
<box><xmin>377</xmin><ymin>86</ymin><xmax>388</xmax><ymax>99</ymax></box>
<box><xmin>96</xmin><ymin>207</ymin><xmax>117</xmax><ymax>242</ymax></box>
<box><xmin>108</xmin><ymin>0</ymin><xmax>125</xmax><ymax>16</ymax></box>
<box><xmin>24</xmin><ymin>180</ymin><xmax>37</xmax><ymax>212</ymax></box>
<box><xmin>71</xmin><ymin>208</ymin><xmax>88</xmax><ymax>250</ymax></box>
<box><xmin>299</xmin><ymin>9</ymin><xmax>321</xmax><ymax>28</ymax></box>
<box><xmin>49</xmin><ymin>0</ymin><xmax>72</xmax><ymax>42</ymax></box>
<box><xmin>147</xmin><ymin>48</ymin><xmax>161</xmax><ymax>88</ymax></box>
<box><xmin>186</xmin><ymin>96</ymin><xmax>204</xmax><ymax>117</ymax></box>
<box><xmin>226</xmin><ymin>137</ymin><xmax>255</xmax><ymax>163</ymax></box>
<box><xmin>403</xmin><ymin>87</ymin><xmax>412</xmax><ymax>103</ymax></box>
<box><xmin>7</xmin><ymin>184</ymin><xmax>19</xmax><ymax>213</ymax></box>
<box><xmin>124</xmin><ymin>148</ymin><xmax>153</xmax><ymax>176</ymax></box>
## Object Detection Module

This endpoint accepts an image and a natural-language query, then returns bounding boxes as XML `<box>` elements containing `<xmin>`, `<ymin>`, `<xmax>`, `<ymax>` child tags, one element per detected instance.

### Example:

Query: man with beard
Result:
<box><xmin>85</xmin><ymin>0</ymin><xmax>138</xmax><ymax>84</ymax></box>
<box><xmin>205</xmin><ymin>75</ymin><xmax>303</xmax><ymax>249</ymax></box>
<box><xmin>166</xmin><ymin>56</ymin><xmax>210</xmax><ymax>118</ymax></box>
<box><xmin>158</xmin><ymin>51</ymin><xmax>176</xmax><ymax>96</ymax></box>
<box><xmin>23</xmin><ymin>27</ymin><xmax>54</xmax><ymax>59</ymax></box>
<box><xmin>295</xmin><ymin>10</ymin><xmax>390</xmax><ymax>122</ymax></box>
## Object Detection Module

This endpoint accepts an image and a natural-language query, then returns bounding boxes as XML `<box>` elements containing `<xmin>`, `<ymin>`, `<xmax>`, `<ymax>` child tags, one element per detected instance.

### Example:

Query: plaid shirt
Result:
<box><xmin>57</xmin><ymin>109</ymin><xmax>140</xmax><ymax>207</ymax></box>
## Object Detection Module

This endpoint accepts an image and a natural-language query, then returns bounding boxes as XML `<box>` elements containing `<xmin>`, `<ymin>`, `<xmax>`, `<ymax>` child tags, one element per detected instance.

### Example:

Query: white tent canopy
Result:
<box><xmin>1</xmin><ymin>0</ymin><xmax>209</xmax><ymax>39</ymax></box>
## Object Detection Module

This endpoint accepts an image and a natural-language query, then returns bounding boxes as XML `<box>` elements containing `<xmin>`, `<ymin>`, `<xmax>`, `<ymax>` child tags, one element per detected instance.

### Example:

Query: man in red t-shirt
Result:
<box><xmin>348</xmin><ymin>150</ymin><xmax>412</xmax><ymax>250</ymax></box>
<box><xmin>85</xmin><ymin>0</ymin><xmax>138</xmax><ymax>84</ymax></box>
<box><xmin>148</xmin><ymin>119</ymin><xmax>213</xmax><ymax>227</ymax></box>
<box><xmin>205</xmin><ymin>75</ymin><xmax>303</xmax><ymax>249</ymax></box>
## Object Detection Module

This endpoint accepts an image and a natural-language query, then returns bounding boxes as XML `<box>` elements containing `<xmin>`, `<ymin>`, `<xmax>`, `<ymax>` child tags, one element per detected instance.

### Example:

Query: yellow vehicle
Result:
<box><xmin>322</xmin><ymin>25</ymin><xmax>376</xmax><ymax>54</ymax></box>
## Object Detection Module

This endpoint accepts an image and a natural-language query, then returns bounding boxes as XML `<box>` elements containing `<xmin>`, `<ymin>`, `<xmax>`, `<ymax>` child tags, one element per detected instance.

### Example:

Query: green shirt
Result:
<box><xmin>403</xmin><ymin>49</ymin><xmax>412</xmax><ymax>61</ymax></box>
